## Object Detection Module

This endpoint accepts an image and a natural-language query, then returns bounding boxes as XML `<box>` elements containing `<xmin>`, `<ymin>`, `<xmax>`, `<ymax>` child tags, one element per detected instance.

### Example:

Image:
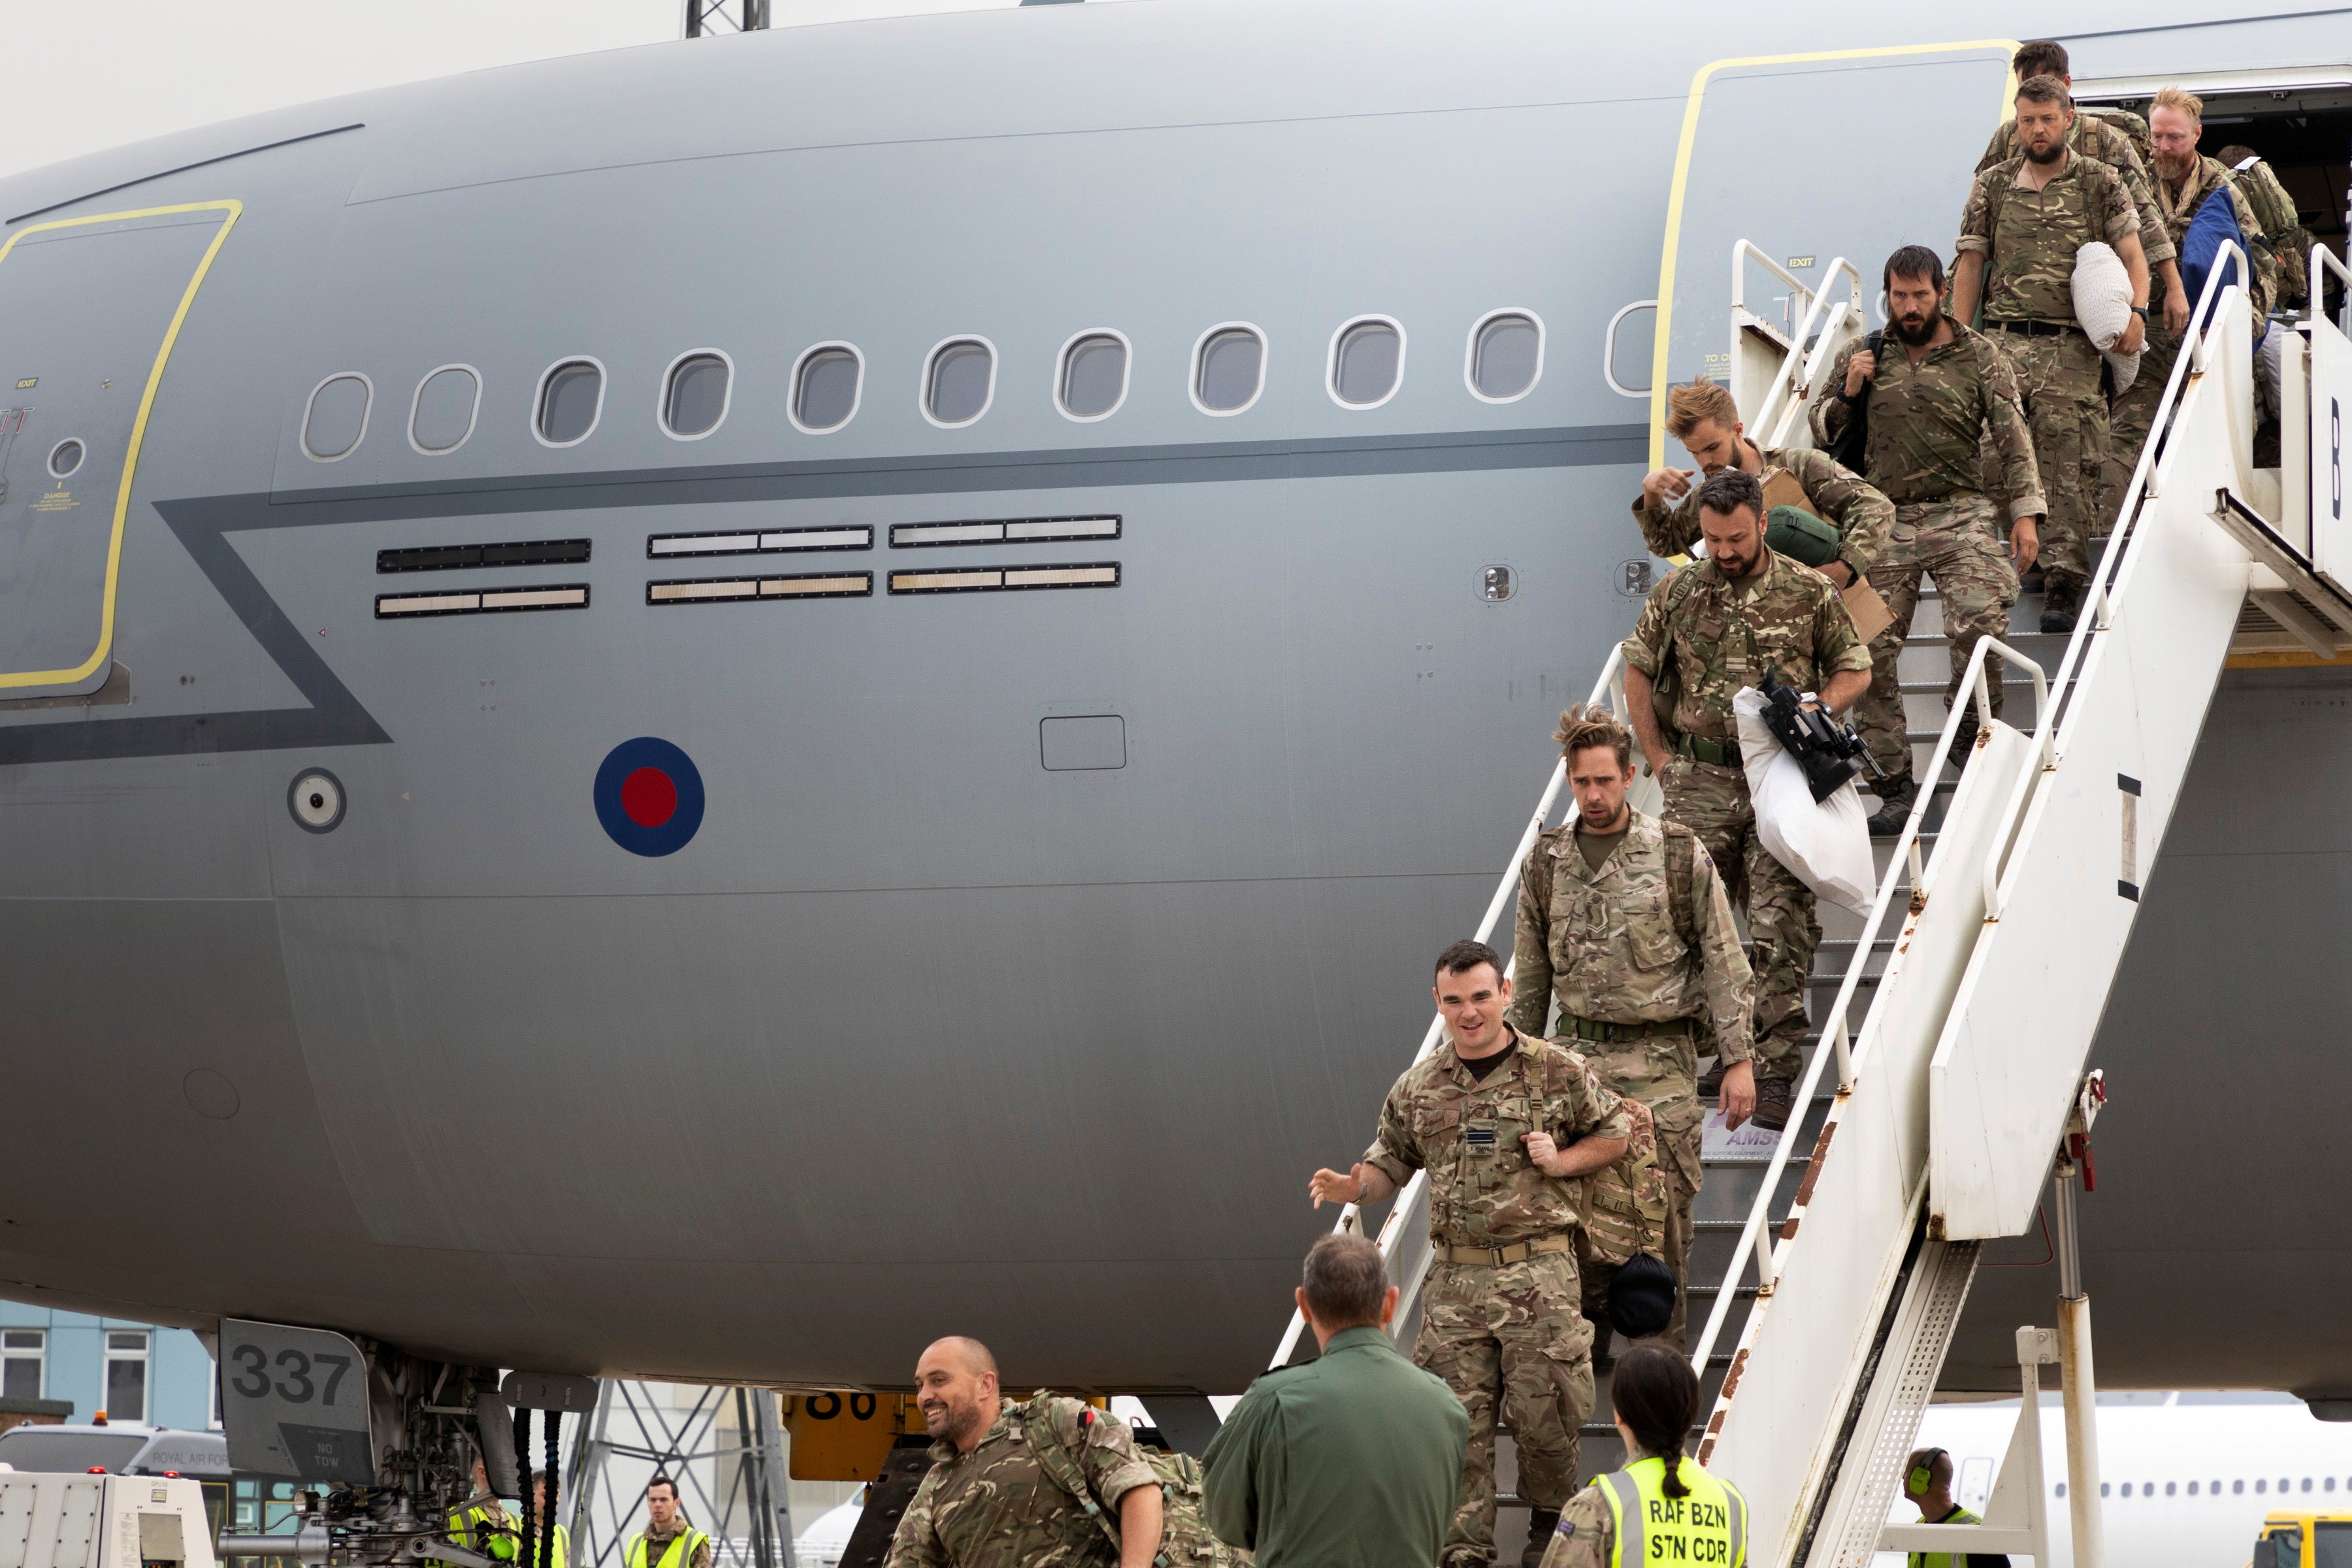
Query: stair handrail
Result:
<box><xmin>1266</xmin><ymin>649</ymin><xmax>1633</xmax><ymax>1371</ymax></box>
<box><xmin>1684</xmin><ymin>632</ymin><xmax>2040</xmax><ymax>1372</ymax></box>
<box><xmin>2313</xmin><ymin>242</ymin><xmax>2351</xmax><ymax>338</ymax></box>
<box><xmin>1746</xmin><ymin>252</ymin><xmax>1865</xmax><ymax>446</ymax></box>
<box><xmin>1976</xmin><ymin>241</ymin><xmax>2255</xmax><ymax>919</ymax></box>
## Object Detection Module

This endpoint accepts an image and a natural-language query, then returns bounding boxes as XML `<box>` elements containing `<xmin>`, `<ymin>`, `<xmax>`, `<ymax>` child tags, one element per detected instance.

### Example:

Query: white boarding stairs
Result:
<box><xmin>1271</xmin><ymin>238</ymin><xmax>2352</xmax><ymax>1568</ymax></box>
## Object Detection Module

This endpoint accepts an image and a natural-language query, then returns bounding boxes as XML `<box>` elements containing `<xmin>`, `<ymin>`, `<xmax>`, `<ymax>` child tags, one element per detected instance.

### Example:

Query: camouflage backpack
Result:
<box><xmin>2080</xmin><ymin>105</ymin><xmax>2154</xmax><ymax>172</ymax></box>
<box><xmin>1020</xmin><ymin>1397</ymin><xmax>1251</xmax><ymax>1567</ymax></box>
<box><xmin>1578</xmin><ymin>1096</ymin><xmax>1670</xmax><ymax>1269</ymax></box>
<box><xmin>2227</xmin><ymin>155</ymin><xmax>2310</xmax><ymax>307</ymax></box>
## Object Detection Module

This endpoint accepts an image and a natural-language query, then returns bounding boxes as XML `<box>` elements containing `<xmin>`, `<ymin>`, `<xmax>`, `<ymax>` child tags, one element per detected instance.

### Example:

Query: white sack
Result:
<box><xmin>1733</xmin><ymin>687</ymin><xmax>1876</xmax><ymax>915</ymax></box>
<box><xmin>2072</xmin><ymin>240</ymin><xmax>2142</xmax><ymax>395</ymax></box>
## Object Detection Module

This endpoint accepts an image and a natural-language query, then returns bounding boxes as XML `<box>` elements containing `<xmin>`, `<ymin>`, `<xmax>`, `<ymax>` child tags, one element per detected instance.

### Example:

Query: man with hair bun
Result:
<box><xmin>1631</xmin><ymin>376</ymin><xmax>1893</xmax><ymax>590</ymax></box>
<box><xmin>1309</xmin><ymin>939</ymin><xmax>1631</xmax><ymax>1567</ymax></box>
<box><xmin>1202</xmin><ymin>1233</ymin><xmax>1468</xmax><ymax>1567</ymax></box>
<box><xmin>1509</xmin><ymin>700</ymin><xmax>1752</xmax><ymax>1350</ymax></box>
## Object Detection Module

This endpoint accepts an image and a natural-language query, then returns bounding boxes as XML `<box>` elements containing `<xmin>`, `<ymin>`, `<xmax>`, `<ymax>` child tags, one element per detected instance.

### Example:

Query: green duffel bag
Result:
<box><xmin>1765</xmin><ymin>503</ymin><xmax>1840</xmax><ymax>568</ymax></box>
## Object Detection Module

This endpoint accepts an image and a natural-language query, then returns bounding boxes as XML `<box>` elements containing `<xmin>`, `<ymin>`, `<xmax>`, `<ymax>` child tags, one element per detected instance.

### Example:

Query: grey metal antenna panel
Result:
<box><xmin>1808</xmin><ymin>1238</ymin><xmax>1981</xmax><ymax>1568</ymax></box>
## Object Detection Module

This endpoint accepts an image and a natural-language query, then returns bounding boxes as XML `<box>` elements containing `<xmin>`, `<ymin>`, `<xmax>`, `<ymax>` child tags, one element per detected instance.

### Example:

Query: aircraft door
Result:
<box><xmin>1647</xmin><ymin>43</ymin><xmax>2017</xmax><ymax>468</ymax></box>
<box><xmin>0</xmin><ymin>201</ymin><xmax>238</xmax><ymax>698</ymax></box>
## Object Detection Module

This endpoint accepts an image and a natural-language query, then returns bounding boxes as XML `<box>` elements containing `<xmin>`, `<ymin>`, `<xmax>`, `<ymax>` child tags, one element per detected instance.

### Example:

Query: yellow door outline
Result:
<box><xmin>1646</xmin><ymin>43</ymin><xmax>2018</xmax><ymax>470</ymax></box>
<box><xmin>0</xmin><ymin>198</ymin><xmax>242</xmax><ymax>691</ymax></box>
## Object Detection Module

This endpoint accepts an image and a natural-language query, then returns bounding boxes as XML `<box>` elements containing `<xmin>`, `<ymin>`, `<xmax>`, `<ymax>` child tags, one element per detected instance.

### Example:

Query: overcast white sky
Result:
<box><xmin>0</xmin><ymin>0</ymin><xmax>1017</xmax><ymax>181</ymax></box>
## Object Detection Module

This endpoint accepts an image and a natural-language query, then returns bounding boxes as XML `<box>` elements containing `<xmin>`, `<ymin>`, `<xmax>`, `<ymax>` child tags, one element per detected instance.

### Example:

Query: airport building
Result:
<box><xmin>0</xmin><ymin>1305</ymin><xmax>215</xmax><ymax>1431</ymax></box>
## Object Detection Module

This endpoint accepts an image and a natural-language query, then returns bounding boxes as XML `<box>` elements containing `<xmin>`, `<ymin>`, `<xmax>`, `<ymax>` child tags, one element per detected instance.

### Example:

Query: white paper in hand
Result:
<box><xmin>1732</xmin><ymin>687</ymin><xmax>1876</xmax><ymax>915</ymax></box>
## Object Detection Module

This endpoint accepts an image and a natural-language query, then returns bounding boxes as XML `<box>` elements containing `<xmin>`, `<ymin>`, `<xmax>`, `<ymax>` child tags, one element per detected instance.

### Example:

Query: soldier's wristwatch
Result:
<box><xmin>2130</xmin><ymin>304</ymin><xmax>2149</xmax><ymax>319</ymax></box>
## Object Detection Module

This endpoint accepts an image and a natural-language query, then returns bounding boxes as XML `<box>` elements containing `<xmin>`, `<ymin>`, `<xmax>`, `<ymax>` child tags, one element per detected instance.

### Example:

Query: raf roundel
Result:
<box><xmin>593</xmin><ymin>737</ymin><xmax>706</xmax><ymax>857</ymax></box>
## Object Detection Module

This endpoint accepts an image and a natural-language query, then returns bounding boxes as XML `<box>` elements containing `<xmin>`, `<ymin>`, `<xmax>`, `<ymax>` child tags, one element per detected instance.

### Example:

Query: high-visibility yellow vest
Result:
<box><xmin>511</xmin><ymin>1525</ymin><xmax>570</xmax><ymax>1568</ymax></box>
<box><xmin>447</xmin><ymin>1505</ymin><xmax>521</xmax><ymax>1563</ymax></box>
<box><xmin>1595</xmin><ymin>1454</ymin><xmax>1748</xmax><ymax>1568</ymax></box>
<box><xmin>626</xmin><ymin>1527</ymin><xmax>708</xmax><ymax>1568</ymax></box>
<box><xmin>1907</xmin><ymin>1504</ymin><xmax>1982</xmax><ymax>1568</ymax></box>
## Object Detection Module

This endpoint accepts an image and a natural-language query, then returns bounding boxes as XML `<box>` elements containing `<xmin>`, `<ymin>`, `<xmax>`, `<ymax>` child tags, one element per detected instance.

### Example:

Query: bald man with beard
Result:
<box><xmin>885</xmin><ymin>1337</ymin><xmax>1163</xmax><ymax>1568</ymax></box>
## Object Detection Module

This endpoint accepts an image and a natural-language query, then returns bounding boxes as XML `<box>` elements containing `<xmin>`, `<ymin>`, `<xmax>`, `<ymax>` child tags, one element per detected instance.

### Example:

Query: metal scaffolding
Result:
<box><xmin>683</xmin><ymin>0</ymin><xmax>769</xmax><ymax>36</ymax></box>
<box><xmin>565</xmin><ymin>1382</ymin><xmax>795</xmax><ymax>1568</ymax></box>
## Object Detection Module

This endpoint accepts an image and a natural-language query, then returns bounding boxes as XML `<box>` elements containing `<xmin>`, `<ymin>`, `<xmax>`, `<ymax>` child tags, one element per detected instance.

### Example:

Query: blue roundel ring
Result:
<box><xmin>593</xmin><ymin>737</ymin><xmax>706</xmax><ymax>857</ymax></box>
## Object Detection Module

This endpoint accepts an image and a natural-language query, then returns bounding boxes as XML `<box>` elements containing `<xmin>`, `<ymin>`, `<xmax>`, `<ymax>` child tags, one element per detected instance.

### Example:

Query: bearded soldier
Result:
<box><xmin>1812</xmin><ymin>245</ymin><xmax>2046</xmax><ymax>830</ymax></box>
<box><xmin>1949</xmin><ymin>74</ymin><xmax>2151</xmax><ymax>634</ymax></box>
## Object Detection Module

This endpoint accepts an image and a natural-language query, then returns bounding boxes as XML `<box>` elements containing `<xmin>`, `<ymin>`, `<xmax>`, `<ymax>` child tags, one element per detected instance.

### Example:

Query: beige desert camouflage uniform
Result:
<box><xmin>1977</xmin><ymin>109</ymin><xmax>2178</xmax><ymax>278</ymax></box>
<box><xmin>1811</xmin><ymin>321</ymin><xmax>2044</xmax><ymax>787</ymax></box>
<box><xmin>1509</xmin><ymin>809</ymin><xmax>1751</xmax><ymax>1350</ymax></box>
<box><xmin>1957</xmin><ymin>152</ymin><xmax>2142</xmax><ymax>598</ymax></box>
<box><xmin>1632</xmin><ymin>444</ymin><xmax>1895</xmax><ymax>580</ymax></box>
<box><xmin>885</xmin><ymin>1395</ymin><xmax>1158</xmax><ymax>1568</ymax></box>
<box><xmin>1622</xmin><ymin>553</ymin><xmax>1872</xmax><ymax>1082</ymax></box>
<box><xmin>1361</xmin><ymin>1029</ymin><xmax>1632</xmax><ymax>1568</ymax></box>
<box><xmin>2104</xmin><ymin>155</ymin><xmax>2275</xmax><ymax>527</ymax></box>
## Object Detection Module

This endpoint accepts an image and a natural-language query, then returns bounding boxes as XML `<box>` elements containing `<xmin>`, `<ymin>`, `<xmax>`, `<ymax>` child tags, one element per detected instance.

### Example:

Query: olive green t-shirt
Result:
<box><xmin>1576</xmin><ymin>821</ymin><xmax>1629</xmax><ymax>874</ymax></box>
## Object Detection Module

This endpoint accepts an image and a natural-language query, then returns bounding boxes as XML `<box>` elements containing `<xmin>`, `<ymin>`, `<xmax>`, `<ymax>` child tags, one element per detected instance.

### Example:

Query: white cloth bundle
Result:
<box><xmin>1733</xmin><ymin>688</ymin><xmax>1875</xmax><ymax>915</ymax></box>
<box><xmin>2072</xmin><ymin>241</ymin><xmax>2142</xmax><ymax>395</ymax></box>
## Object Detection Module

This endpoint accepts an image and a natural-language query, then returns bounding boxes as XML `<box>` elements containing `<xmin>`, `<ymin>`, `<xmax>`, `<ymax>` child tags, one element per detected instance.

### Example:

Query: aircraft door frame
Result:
<box><xmin>0</xmin><ymin>199</ymin><xmax>241</xmax><ymax>695</ymax></box>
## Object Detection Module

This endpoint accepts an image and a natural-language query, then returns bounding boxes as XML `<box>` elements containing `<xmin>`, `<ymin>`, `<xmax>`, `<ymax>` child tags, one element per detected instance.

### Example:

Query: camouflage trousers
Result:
<box><xmin>1852</xmin><ymin>495</ymin><xmax>2019</xmax><ymax>789</ymax></box>
<box><xmin>1580</xmin><ymin>1114</ymin><xmax>1701</xmax><ymax>1354</ymax></box>
<box><xmin>1990</xmin><ymin>326</ymin><xmax>2107</xmax><ymax>591</ymax></box>
<box><xmin>1660</xmin><ymin>757</ymin><xmax>1816</xmax><ymax>1081</ymax></box>
<box><xmin>1415</xmin><ymin>1250</ymin><xmax>1594</xmax><ymax>1566</ymax></box>
<box><xmin>2101</xmin><ymin>323</ymin><xmax>2185</xmax><ymax>532</ymax></box>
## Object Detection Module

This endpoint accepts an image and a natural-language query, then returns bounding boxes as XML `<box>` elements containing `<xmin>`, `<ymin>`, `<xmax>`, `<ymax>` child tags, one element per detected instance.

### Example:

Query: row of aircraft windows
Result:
<box><xmin>2051</xmin><ymin>1476</ymin><xmax>2352</xmax><ymax>1497</ymax></box>
<box><xmin>297</xmin><ymin>311</ymin><xmax>1548</xmax><ymax>462</ymax></box>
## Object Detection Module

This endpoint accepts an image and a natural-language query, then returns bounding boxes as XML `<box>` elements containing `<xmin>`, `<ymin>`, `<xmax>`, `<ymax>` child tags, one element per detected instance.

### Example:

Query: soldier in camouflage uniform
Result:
<box><xmin>1978</xmin><ymin>42</ymin><xmax>2187</xmax><ymax>338</ymax></box>
<box><xmin>2104</xmin><ymin>90</ymin><xmax>2278</xmax><ymax>525</ymax></box>
<box><xmin>1951</xmin><ymin>74</ymin><xmax>2151</xmax><ymax>634</ymax></box>
<box><xmin>1620</xmin><ymin>468</ymin><xmax>1874</xmax><ymax>1134</ymax></box>
<box><xmin>2217</xmin><ymin>144</ymin><xmax>2310</xmax><ymax>310</ymax></box>
<box><xmin>1508</xmin><ymin>703</ymin><xmax>1752</xmax><ymax>1352</ymax></box>
<box><xmin>1633</xmin><ymin>378</ymin><xmax>1895</xmax><ymax>587</ymax></box>
<box><xmin>1812</xmin><ymin>246</ymin><xmax>2047</xmax><ymax>832</ymax></box>
<box><xmin>887</xmin><ymin>1337</ymin><xmax>1162</xmax><ymax>1568</ymax></box>
<box><xmin>1311</xmin><ymin>939</ymin><xmax>1632</xmax><ymax>1568</ymax></box>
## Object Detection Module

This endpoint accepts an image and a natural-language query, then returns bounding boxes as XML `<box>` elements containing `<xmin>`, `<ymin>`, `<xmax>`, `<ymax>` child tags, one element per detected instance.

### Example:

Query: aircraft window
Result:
<box><xmin>1192</xmin><ymin>324</ymin><xmax>1265</xmax><ymax>415</ymax></box>
<box><xmin>2330</xmin><ymin>1477</ymin><xmax>2340</xmax><ymax>1492</ymax></box>
<box><xmin>2099</xmin><ymin>1483</ymin><xmax>2110</xmax><ymax>1497</ymax></box>
<box><xmin>2166</xmin><ymin>1482</ymin><xmax>2176</xmax><ymax>1495</ymax></box>
<box><xmin>791</xmin><ymin>344</ymin><xmax>862</xmax><ymax>433</ymax></box>
<box><xmin>1058</xmin><ymin>331</ymin><xmax>1130</xmax><ymax>421</ymax></box>
<box><xmin>534</xmin><ymin>358</ymin><xmax>604</xmax><ymax>447</ymax></box>
<box><xmin>2119</xmin><ymin>1484</ymin><xmax>2131</xmax><ymax>1497</ymax></box>
<box><xmin>2188</xmin><ymin>1481</ymin><xmax>2198</xmax><ymax>1495</ymax></box>
<box><xmin>2306</xmin><ymin>1477</ymin><xmax>2316</xmax><ymax>1492</ymax></box>
<box><xmin>410</xmin><ymin>365</ymin><xmax>481</xmax><ymax>454</ymax></box>
<box><xmin>2259</xmin><ymin>1480</ymin><xmax>2269</xmax><ymax>1493</ymax></box>
<box><xmin>662</xmin><ymin>351</ymin><xmax>732</xmax><ymax>440</ymax></box>
<box><xmin>1329</xmin><ymin>316</ymin><xmax>1403</xmax><ymax>408</ymax></box>
<box><xmin>924</xmin><ymin>337</ymin><xmax>996</xmax><ymax>428</ymax></box>
<box><xmin>1469</xmin><ymin>309</ymin><xmax>1544</xmax><ymax>402</ymax></box>
<box><xmin>302</xmin><ymin>372</ymin><xmax>372</xmax><ymax>461</ymax></box>
<box><xmin>46</xmin><ymin>438</ymin><xmax>84</xmax><ymax>479</ymax></box>
<box><xmin>2054</xmin><ymin>1483</ymin><xmax>2065</xmax><ymax>1498</ymax></box>
<box><xmin>2237</xmin><ymin>1480</ymin><xmax>2246</xmax><ymax>1494</ymax></box>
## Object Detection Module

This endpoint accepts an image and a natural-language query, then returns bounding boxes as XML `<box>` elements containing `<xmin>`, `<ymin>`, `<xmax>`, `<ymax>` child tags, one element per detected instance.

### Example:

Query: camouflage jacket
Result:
<box><xmin>1507</xmin><ymin>811</ymin><xmax>1754</xmax><ymax>1119</ymax></box>
<box><xmin>886</xmin><ymin>1396</ymin><xmax>1158</xmax><ymax>1568</ymax></box>
<box><xmin>1976</xmin><ymin>110</ymin><xmax>2175</xmax><ymax>265</ymax></box>
<box><xmin>1362</xmin><ymin>1027</ymin><xmax>1632</xmax><ymax>1246</ymax></box>
<box><xmin>1631</xmin><ymin>444</ymin><xmax>1895</xmax><ymax>578</ymax></box>
<box><xmin>2229</xmin><ymin>154</ymin><xmax>2309</xmax><ymax>306</ymax></box>
<box><xmin>1810</xmin><ymin>319</ymin><xmax>2046</xmax><ymax>521</ymax></box>
<box><xmin>628</xmin><ymin>1521</ymin><xmax>710</xmax><ymax>1568</ymax></box>
<box><xmin>1957</xmin><ymin>152</ymin><xmax>2142</xmax><ymax>326</ymax></box>
<box><xmin>1622</xmin><ymin>551</ymin><xmax>1874</xmax><ymax>745</ymax></box>
<box><xmin>2149</xmin><ymin>154</ymin><xmax>2278</xmax><ymax>319</ymax></box>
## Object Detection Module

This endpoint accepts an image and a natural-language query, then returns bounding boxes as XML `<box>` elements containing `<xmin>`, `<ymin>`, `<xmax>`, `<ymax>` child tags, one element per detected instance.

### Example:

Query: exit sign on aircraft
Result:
<box><xmin>1786</xmin><ymin>256</ymin><xmax>1816</xmax><ymax>269</ymax></box>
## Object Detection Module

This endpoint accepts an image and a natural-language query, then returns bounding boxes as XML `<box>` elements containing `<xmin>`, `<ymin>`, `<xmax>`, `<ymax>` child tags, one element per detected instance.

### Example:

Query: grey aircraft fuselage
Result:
<box><xmin>0</xmin><ymin>0</ymin><xmax>2345</xmax><ymax>1400</ymax></box>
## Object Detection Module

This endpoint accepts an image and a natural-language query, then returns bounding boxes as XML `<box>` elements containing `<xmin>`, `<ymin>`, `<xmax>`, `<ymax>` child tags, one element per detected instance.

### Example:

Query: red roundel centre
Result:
<box><xmin>620</xmin><ymin>766</ymin><xmax>678</xmax><ymax>828</ymax></box>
